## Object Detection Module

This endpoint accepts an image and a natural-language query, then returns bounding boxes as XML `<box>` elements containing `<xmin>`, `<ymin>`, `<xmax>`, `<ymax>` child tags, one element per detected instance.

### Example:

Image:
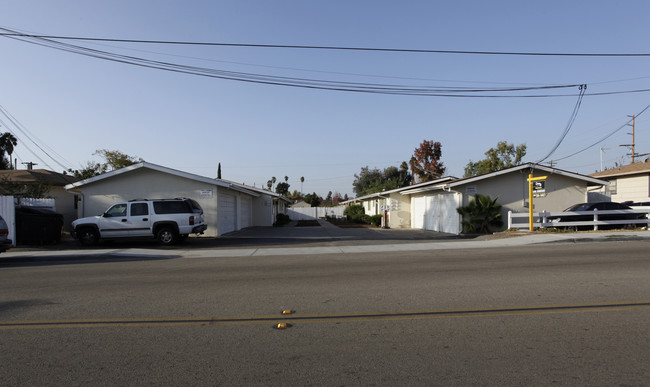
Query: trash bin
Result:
<box><xmin>15</xmin><ymin>206</ymin><xmax>64</xmax><ymax>245</ymax></box>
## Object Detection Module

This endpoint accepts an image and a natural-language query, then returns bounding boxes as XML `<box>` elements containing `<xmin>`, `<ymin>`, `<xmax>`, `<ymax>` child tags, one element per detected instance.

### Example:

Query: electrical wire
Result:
<box><xmin>3</xmin><ymin>30</ymin><xmax>650</xmax><ymax>57</ymax></box>
<box><xmin>0</xmin><ymin>26</ymin><xmax>584</xmax><ymax>98</ymax></box>
<box><xmin>0</xmin><ymin>105</ymin><xmax>72</xmax><ymax>172</ymax></box>
<box><xmin>554</xmin><ymin>102</ymin><xmax>650</xmax><ymax>162</ymax></box>
<box><xmin>535</xmin><ymin>85</ymin><xmax>587</xmax><ymax>164</ymax></box>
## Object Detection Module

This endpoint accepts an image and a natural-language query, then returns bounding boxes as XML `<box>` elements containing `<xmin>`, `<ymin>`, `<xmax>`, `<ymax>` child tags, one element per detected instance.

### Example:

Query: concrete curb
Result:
<box><xmin>1</xmin><ymin>230</ymin><xmax>649</xmax><ymax>263</ymax></box>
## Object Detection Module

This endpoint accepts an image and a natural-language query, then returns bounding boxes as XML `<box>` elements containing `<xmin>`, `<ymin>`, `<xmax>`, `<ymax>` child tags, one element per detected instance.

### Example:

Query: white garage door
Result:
<box><xmin>412</xmin><ymin>196</ymin><xmax>425</xmax><ymax>229</ymax></box>
<box><xmin>218</xmin><ymin>193</ymin><xmax>237</xmax><ymax>235</ymax></box>
<box><xmin>240</xmin><ymin>196</ymin><xmax>252</xmax><ymax>229</ymax></box>
<box><xmin>413</xmin><ymin>193</ymin><xmax>460</xmax><ymax>234</ymax></box>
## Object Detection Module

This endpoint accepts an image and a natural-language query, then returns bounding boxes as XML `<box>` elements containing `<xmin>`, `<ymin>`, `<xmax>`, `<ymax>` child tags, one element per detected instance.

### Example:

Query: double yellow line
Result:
<box><xmin>2</xmin><ymin>301</ymin><xmax>649</xmax><ymax>330</ymax></box>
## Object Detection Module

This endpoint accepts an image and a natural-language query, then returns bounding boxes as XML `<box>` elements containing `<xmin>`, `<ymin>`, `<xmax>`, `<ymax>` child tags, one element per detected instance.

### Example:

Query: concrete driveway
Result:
<box><xmin>211</xmin><ymin>219</ymin><xmax>467</xmax><ymax>248</ymax></box>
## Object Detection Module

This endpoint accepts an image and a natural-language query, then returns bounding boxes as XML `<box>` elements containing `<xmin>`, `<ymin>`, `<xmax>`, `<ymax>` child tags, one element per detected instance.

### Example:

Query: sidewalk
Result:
<box><xmin>1</xmin><ymin>228</ymin><xmax>649</xmax><ymax>263</ymax></box>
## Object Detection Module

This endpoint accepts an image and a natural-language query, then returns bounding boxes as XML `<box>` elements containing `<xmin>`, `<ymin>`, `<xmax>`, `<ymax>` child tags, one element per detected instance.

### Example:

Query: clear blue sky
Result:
<box><xmin>2</xmin><ymin>1</ymin><xmax>650</xmax><ymax>198</ymax></box>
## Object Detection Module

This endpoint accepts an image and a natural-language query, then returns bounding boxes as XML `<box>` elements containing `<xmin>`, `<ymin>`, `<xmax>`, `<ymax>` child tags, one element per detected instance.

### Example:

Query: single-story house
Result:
<box><xmin>343</xmin><ymin>177</ymin><xmax>457</xmax><ymax>229</ymax></box>
<box><xmin>401</xmin><ymin>163</ymin><xmax>609</xmax><ymax>234</ymax></box>
<box><xmin>589</xmin><ymin>159</ymin><xmax>650</xmax><ymax>203</ymax></box>
<box><xmin>64</xmin><ymin>162</ymin><xmax>287</xmax><ymax>237</ymax></box>
<box><xmin>0</xmin><ymin>169</ymin><xmax>80</xmax><ymax>232</ymax></box>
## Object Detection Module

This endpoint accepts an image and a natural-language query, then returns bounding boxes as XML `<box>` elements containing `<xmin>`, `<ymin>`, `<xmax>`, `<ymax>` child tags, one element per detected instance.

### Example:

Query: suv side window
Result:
<box><xmin>153</xmin><ymin>201</ymin><xmax>191</xmax><ymax>214</ymax></box>
<box><xmin>131</xmin><ymin>203</ymin><xmax>149</xmax><ymax>216</ymax></box>
<box><xmin>106</xmin><ymin>203</ymin><xmax>127</xmax><ymax>217</ymax></box>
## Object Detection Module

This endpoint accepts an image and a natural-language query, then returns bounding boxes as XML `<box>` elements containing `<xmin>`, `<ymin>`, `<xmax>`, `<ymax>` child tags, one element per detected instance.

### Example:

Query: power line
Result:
<box><xmin>535</xmin><ymin>85</ymin><xmax>587</xmax><ymax>163</ymax></box>
<box><xmin>554</xmin><ymin>102</ymin><xmax>650</xmax><ymax>162</ymax></box>
<box><xmin>0</xmin><ymin>27</ymin><xmax>585</xmax><ymax>98</ymax></box>
<box><xmin>0</xmin><ymin>105</ymin><xmax>73</xmax><ymax>171</ymax></box>
<box><xmin>4</xmin><ymin>27</ymin><xmax>650</xmax><ymax>98</ymax></box>
<box><xmin>3</xmin><ymin>30</ymin><xmax>650</xmax><ymax>57</ymax></box>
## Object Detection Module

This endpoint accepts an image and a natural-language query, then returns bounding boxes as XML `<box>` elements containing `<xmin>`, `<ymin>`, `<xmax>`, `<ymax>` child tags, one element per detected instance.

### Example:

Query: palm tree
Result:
<box><xmin>0</xmin><ymin>132</ymin><xmax>18</xmax><ymax>169</ymax></box>
<box><xmin>456</xmin><ymin>194</ymin><xmax>503</xmax><ymax>234</ymax></box>
<box><xmin>300</xmin><ymin>176</ymin><xmax>305</xmax><ymax>193</ymax></box>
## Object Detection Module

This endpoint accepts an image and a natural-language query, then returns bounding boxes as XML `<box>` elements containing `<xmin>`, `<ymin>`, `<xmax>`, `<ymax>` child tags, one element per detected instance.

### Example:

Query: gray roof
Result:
<box><xmin>400</xmin><ymin>163</ymin><xmax>609</xmax><ymax>195</ymax></box>
<box><xmin>64</xmin><ymin>162</ymin><xmax>280</xmax><ymax>198</ymax></box>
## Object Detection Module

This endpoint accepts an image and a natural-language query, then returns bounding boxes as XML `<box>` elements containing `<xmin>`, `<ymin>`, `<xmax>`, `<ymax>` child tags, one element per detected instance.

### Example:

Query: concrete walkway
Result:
<box><xmin>2</xmin><ymin>220</ymin><xmax>649</xmax><ymax>263</ymax></box>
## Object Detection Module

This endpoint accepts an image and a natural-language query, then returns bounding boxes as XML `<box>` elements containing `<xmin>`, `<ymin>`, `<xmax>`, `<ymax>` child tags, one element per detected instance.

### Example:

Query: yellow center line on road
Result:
<box><xmin>2</xmin><ymin>301</ymin><xmax>649</xmax><ymax>330</ymax></box>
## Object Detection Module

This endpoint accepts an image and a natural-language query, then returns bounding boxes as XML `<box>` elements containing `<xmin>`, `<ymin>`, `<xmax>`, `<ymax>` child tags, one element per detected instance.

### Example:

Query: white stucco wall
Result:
<box><xmin>610</xmin><ymin>175</ymin><xmax>650</xmax><ymax>203</ymax></box>
<box><xmin>409</xmin><ymin>169</ymin><xmax>597</xmax><ymax>233</ymax></box>
<box><xmin>72</xmin><ymin>168</ymin><xmax>222</xmax><ymax>236</ymax></box>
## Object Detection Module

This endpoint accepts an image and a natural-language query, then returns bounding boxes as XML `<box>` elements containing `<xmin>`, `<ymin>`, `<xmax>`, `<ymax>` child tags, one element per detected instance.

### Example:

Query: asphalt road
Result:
<box><xmin>1</xmin><ymin>240</ymin><xmax>649</xmax><ymax>386</ymax></box>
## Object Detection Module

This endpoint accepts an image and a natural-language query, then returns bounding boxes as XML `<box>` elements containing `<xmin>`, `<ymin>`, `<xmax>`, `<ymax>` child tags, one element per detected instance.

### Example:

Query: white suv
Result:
<box><xmin>72</xmin><ymin>198</ymin><xmax>207</xmax><ymax>246</ymax></box>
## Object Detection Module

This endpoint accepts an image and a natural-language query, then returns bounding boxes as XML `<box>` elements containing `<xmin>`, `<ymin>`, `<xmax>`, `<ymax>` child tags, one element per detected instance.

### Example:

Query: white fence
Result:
<box><xmin>0</xmin><ymin>196</ymin><xmax>15</xmax><ymax>246</ymax></box>
<box><xmin>508</xmin><ymin>208</ymin><xmax>650</xmax><ymax>230</ymax></box>
<box><xmin>288</xmin><ymin>206</ymin><xmax>345</xmax><ymax>221</ymax></box>
<box><xmin>14</xmin><ymin>197</ymin><xmax>56</xmax><ymax>210</ymax></box>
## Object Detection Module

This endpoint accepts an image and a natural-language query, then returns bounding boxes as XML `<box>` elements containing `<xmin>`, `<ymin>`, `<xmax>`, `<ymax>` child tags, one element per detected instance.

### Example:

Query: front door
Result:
<box><xmin>97</xmin><ymin>203</ymin><xmax>131</xmax><ymax>238</ymax></box>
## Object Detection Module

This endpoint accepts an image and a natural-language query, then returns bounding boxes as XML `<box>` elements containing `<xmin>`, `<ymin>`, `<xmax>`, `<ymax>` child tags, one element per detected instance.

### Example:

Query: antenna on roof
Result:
<box><xmin>22</xmin><ymin>162</ymin><xmax>38</xmax><ymax>170</ymax></box>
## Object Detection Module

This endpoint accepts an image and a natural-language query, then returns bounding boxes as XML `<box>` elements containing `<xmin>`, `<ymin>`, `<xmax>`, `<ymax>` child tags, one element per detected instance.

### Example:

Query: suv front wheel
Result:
<box><xmin>78</xmin><ymin>228</ymin><xmax>99</xmax><ymax>246</ymax></box>
<box><xmin>157</xmin><ymin>227</ymin><xmax>178</xmax><ymax>246</ymax></box>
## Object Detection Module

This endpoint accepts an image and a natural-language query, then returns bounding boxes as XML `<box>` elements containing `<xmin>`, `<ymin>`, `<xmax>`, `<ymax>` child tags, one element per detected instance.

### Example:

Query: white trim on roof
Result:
<box><xmin>346</xmin><ymin>176</ymin><xmax>457</xmax><ymax>202</ymax></box>
<box><xmin>400</xmin><ymin>163</ymin><xmax>609</xmax><ymax>195</ymax></box>
<box><xmin>64</xmin><ymin>162</ymin><xmax>266</xmax><ymax>197</ymax></box>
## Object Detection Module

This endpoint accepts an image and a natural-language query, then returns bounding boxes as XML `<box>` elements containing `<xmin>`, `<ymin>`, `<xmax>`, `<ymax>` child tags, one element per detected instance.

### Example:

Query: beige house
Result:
<box><xmin>590</xmin><ymin>159</ymin><xmax>650</xmax><ymax>204</ymax></box>
<box><xmin>401</xmin><ymin>163</ymin><xmax>609</xmax><ymax>234</ymax></box>
<box><xmin>0</xmin><ymin>169</ymin><xmax>80</xmax><ymax>232</ymax></box>
<box><xmin>344</xmin><ymin>177</ymin><xmax>456</xmax><ymax>229</ymax></box>
<box><xmin>64</xmin><ymin>162</ymin><xmax>286</xmax><ymax>236</ymax></box>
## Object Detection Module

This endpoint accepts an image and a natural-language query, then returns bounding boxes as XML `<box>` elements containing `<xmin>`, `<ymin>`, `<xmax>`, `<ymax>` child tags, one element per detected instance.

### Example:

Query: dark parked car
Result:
<box><xmin>0</xmin><ymin>214</ymin><xmax>12</xmax><ymax>253</ymax></box>
<box><xmin>548</xmin><ymin>202</ymin><xmax>644</xmax><ymax>230</ymax></box>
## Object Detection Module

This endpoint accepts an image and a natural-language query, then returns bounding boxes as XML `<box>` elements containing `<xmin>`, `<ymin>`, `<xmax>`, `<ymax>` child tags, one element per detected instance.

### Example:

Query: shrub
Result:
<box><xmin>369</xmin><ymin>214</ymin><xmax>383</xmax><ymax>227</ymax></box>
<box><xmin>344</xmin><ymin>204</ymin><xmax>365</xmax><ymax>223</ymax></box>
<box><xmin>274</xmin><ymin>213</ymin><xmax>291</xmax><ymax>227</ymax></box>
<box><xmin>456</xmin><ymin>194</ymin><xmax>503</xmax><ymax>233</ymax></box>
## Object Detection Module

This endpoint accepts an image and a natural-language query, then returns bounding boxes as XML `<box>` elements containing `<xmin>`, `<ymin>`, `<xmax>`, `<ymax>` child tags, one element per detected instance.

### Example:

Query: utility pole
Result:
<box><xmin>620</xmin><ymin>115</ymin><xmax>636</xmax><ymax>163</ymax></box>
<box><xmin>599</xmin><ymin>147</ymin><xmax>609</xmax><ymax>171</ymax></box>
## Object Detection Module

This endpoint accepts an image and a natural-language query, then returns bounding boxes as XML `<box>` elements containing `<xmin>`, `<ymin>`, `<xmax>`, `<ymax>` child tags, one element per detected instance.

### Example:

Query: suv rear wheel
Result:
<box><xmin>157</xmin><ymin>227</ymin><xmax>178</xmax><ymax>246</ymax></box>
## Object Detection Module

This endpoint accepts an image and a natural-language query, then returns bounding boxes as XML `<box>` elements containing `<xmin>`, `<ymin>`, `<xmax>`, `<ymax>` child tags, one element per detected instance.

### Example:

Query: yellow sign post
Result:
<box><xmin>527</xmin><ymin>174</ymin><xmax>548</xmax><ymax>231</ymax></box>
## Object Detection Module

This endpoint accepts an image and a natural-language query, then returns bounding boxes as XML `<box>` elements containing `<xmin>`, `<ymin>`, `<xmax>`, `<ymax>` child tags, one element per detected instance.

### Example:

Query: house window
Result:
<box><xmin>607</xmin><ymin>179</ymin><xmax>617</xmax><ymax>195</ymax></box>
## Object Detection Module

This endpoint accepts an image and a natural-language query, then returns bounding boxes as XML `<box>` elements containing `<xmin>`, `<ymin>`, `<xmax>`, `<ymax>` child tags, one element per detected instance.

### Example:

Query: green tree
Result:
<box><xmin>68</xmin><ymin>149</ymin><xmax>143</xmax><ymax>179</ymax></box>
<box><xmin>304</xmin><ymin>192</ymin><xmax>321</xmax><ymax>207</ymax></box>
<box><xmin>464</xmin><ymin>141</ymin><xmax>527</xmax><ymax>177</ymax></box>
<box><xmin>409</xmin><ymin>140</ymin><xmax>445</xmax><ymax>183</ymax></box>
<box><xmin>456</xmin><ymin>194</ymin><xmax>503</xmax><ymax>233</ymax></box>
<box><xmin>94</xmin><ymin>149</ymin><xmax>143</xmax><ymax>170</ymax></box>
<box><xmin>275</xmin><ymin>181</ymin><xmax>290</xmax><ymax>196</ymax></box>
<box><xmin>0</xmin><ymin>132</ymin><xmax>18</xmax><ymax>170</ymax></box>
<box><xmin>68</xmin><ymin>161</ymin><xmax>108</xmax><ymax>180</ymax></box>
<box><xmin>353</xmin><ymin>162</ymin><xmax>412</xmax><ymax>197</ymax></box>
<box><xmin>217</xmin><ymin>163</ymin><xmax>222</xmax><ymax>179</ymax></box>
<box><xmin>289</xmin><ymin>190</ymin><xmax>303</xmax><ymax>202</ymax></box>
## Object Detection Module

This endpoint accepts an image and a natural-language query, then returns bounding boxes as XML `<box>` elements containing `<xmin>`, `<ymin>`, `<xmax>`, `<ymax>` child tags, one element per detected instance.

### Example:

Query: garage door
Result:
<box><xmin>414</xmin><ymin>193</ymin><xmax>461</xmax><ymax>234</ymax></box>
<box><xmin>218</xmin><ymin>193</ymin><xmax>237</xmax><ymax>235</ymax></box>
<box><xmin>411</xmin><ymin>196</ymin><xmax>425</xmax><ymax>229</ymax></box>
<box><xmin>240</xmin><ymin>196</ymin><xmax>252</xmax><ymax>229</ymax></box>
